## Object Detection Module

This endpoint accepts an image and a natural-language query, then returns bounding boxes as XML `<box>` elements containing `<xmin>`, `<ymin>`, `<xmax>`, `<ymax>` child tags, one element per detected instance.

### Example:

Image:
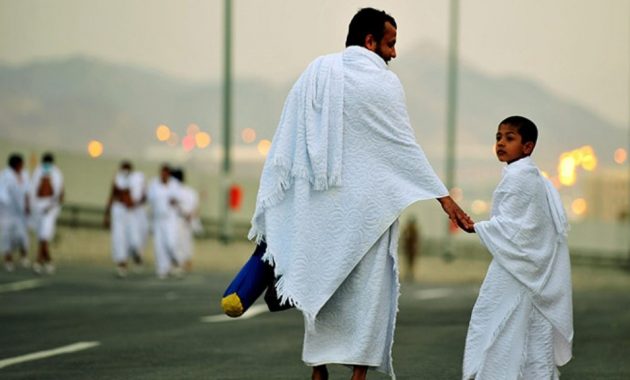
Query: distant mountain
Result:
<box><xmin>0</xmin><ymin>44</ymin><xmax>625</xmax><ymax>192</ymax></box>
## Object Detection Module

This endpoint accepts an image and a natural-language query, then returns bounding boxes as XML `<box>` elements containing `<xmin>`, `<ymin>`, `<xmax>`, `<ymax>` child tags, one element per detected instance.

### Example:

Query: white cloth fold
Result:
<box><xmin>249</xmin><ymin>46</ymin><xmax>448</xmax><ymax>324</ymax></box>
<box><xmin>464</xmin><ymin>157</ymin><xmax>573</xmax><ymax>379</ymax></box>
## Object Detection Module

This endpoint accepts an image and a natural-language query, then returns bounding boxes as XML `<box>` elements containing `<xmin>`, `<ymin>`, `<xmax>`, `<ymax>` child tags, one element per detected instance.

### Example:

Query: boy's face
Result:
<box><xmin>495</xmin><ymin>124</ymin><xmax>534</xmax><ymax>164</ymax></box>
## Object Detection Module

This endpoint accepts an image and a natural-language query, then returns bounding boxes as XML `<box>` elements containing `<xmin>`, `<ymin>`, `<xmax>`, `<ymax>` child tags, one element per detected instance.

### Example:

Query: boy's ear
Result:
<box><xmin>523</xmin><ymin>141</ymin><xmax>535</xmax><ymax>156</ymax></box>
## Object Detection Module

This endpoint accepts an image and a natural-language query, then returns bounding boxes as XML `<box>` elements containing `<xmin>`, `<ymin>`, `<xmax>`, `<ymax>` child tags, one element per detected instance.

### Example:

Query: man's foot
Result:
<box><xmin>116</xmin><ymin>266</ymin><xmax>128</xmax><ymax>278</ymax></box>
<box><xmin>312</xmin><ymin>365</ymin><xmax>328</xmax><ymax>380</ymax></box>
<box><xmin>32</xmin><ymin>262</ymin><xmax>43</xmax><ymax>275</ymax></box>
<box><xmin>20</xmin><ymin>257</ymin><xmax>31</xmax><ymax>268</ymax></box>
<box><xmin>170</xmin><ymin>266</ymin><xmax>184</xmax><ymax>279</ymax></box>
<box><xmin>4</xmin><ymin>262</ymin><xmax>15</xmax><ymax>272</ymax></box>
<box><xmin>44</xmin><ymin>263</ymin><xmax>56</xmax><ymax>275</ymax></box>
<box><xmin>351</xmin><ymin>366</ymin><xmax>368</xmax><ymax>380</ymax></box>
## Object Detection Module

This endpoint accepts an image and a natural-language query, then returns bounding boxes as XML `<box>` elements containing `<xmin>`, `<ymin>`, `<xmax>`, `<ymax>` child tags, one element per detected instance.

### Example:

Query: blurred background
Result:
<box><xmin>0</xmin><ymin>0</ymin><xmax>628</xmax><ymax>264</ymax></box>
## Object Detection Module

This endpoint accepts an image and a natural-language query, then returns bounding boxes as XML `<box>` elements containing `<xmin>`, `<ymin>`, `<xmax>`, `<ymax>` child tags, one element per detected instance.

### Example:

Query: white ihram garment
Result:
<box><xmin>0</xmin><ymin>168</ymin><xmax>30</xmax><ymax>253</ymax></box>
<box><xmin>463</xmin><ymin>157</ymin><xmax>573</xmax><ymax>380</ymax></box>
<box><xmin>176</xmin><ymin>184</ymin><xmax>199</xmax><ymax>263</ymax></box>
<box><xmin>110</xmin><ymin>172</ymin><xmax>140</xmax><ymax>263</ymax></box>
<box><xmin>249</xmin><ymin>46</ymin><xmax>448</xmax><ymax>378</ymax></box>
<box><xmin>30</xmin><ymin>165</ymin><xmax>63</xmax><ymax>241</ymax></box>
<box><xmin>147</xmin><ymin>178</ymin><xmax>180</xmax><ymax>276</ymax></box>
<box><xmin>128</xmin><ymin>171</ymin><xmax>148</xmax><ymax>255</ymax></box>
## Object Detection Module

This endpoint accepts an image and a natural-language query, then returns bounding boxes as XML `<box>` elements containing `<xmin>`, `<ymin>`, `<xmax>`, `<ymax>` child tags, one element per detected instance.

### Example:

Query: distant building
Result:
<box><xmin>583</xmin><ymin>169</ymin><xmax>629</xmax><ymax>222</ymax></box>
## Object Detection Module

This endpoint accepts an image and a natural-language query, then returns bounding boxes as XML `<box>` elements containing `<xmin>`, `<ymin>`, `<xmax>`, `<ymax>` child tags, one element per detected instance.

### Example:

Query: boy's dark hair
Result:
<box><xmin>42</xmin><ymin>152</ymin><xmax>54</xmax><ymax>164</ymax></box>
<box><xmin>8</xmin><ymin>153</ymin><xmax>23</xmax><ymax>169</ymax></box>
<box><xmin>345</xmin><ymin>8</ymin><xmax>396</xmax><ymax>47</ymax></box>
<box><xmin>500</xmin><ymin>116</ymin><xmax>538</xmax><ymax>145</ymax></box>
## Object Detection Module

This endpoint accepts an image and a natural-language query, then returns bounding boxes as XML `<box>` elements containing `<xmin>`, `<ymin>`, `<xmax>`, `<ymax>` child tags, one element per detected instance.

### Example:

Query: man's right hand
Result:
<box><xmin>437</xmin><ymin>196</ymin><xmax>474</xmax><ymax>233</ymax></box>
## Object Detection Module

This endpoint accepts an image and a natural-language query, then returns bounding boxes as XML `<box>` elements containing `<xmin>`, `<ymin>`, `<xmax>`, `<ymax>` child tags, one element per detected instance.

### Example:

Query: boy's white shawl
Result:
<box><xmin>249</xmin><ymin>46</ymin><xmax>448</xmax><ymax>322</ymax></box>
<box><xmin>464</xmin><ymin>157</ymin><xmax>573</xmax><ymax>379</ymax></box>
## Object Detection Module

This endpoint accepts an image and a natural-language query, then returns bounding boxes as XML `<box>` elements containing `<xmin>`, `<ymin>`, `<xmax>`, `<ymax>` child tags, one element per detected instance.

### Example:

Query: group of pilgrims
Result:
<box><xmin>105</xmin><ymin>161</ymin><xmax>201</xmax><ymax>279</ymax></box>
<box><xmin>0</xmin><ymin>153</ymin><xmax>200</xmax><ymax>279</ymax></box>
<box><xmin>0</xmin><ymin>152</ymin><xmax>63</xmax><ymax>274</ymax></box>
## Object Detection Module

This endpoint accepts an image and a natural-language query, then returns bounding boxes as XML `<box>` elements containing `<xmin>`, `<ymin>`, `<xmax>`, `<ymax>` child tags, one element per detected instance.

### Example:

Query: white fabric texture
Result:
<box><xmin>303</xmin><ymin>220</ymin><xmax>400</xmax><ymax>377</ymax></box>
<box><xmin>463</xmin><ymin>157</ymin><xmax>573</xmax><ymax>380</ymax></box>
<box><xmin>110</xmin><ymin>171</ymin><xmax>147</xmax><ymax>262</ymax></box>
<box><xmin>176</xmin><ymin>184</ymin><xmax>199</xmax><ymax>262</ymax></box>
<box><xmin>0</xmin><ymin>168</ymin><xmax>30</xmax><ymax>253</ymax></box>
<box><xmin>30</xmin><ymin>165</ymin><xmax>64</xmax><ymax>241</ymax></box>
<box><xmin>249</xmin><ymin>46</ymin><xmax>448</xmax><ymax>378</ymax></box>
<box><xmin>147</xmin><ymin>177</ymin><xmax>181</xmax><ymax>274</ymax></box>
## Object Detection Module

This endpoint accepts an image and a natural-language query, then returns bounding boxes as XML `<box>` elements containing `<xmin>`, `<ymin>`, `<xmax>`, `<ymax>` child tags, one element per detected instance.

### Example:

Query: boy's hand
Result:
<box><xmin>437</xmin><ymin>196</ymin><xmax>475</xmax><ymax>232</ymax></box>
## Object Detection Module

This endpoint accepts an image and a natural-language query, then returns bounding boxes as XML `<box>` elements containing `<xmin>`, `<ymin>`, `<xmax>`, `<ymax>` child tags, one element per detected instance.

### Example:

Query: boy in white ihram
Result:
<box><xmin>463</xmin><ymin>116</ymin><xmax>573</xmax><ymax>379</ymax></box>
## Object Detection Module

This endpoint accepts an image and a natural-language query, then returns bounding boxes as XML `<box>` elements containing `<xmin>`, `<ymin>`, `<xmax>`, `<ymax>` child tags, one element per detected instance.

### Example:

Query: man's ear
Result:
<box><xmin>523</xmin><ymin>141</ymin><xmax>535</xmax><ymax>155</ymax></box>
<box><xmin>364</xmin><ymin>34</ymin><xmax>377</xmax><ymax>51</ymax></box>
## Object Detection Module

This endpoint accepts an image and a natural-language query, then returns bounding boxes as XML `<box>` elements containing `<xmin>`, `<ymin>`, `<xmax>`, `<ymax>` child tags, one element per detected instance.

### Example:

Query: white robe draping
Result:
<box><xmin>175</xmin><ymin>184</ymin><xmax>199</xmax><ymax>263</ymax></box>
<box><xmin>463</xmin><ymin>157</ymin><xmax>573</xmax><ymax>380</ymax></box>
<box><xmin>249</xmin><ymin>46</ymin><xmax>448</xmax><ymax>378</ymax></box>
<box><xmin>29</xmin><ymin>165</ymin><xmax>64</xmax><ymax>241</ymax></box>
<box><xmin>147</xmin><ymin>177</ymin><xmax>181</xmax><ymax>276</ymax></box>
<box><xmin>0</xmin><ymin>168</ymin><xmax>30</xmax><ymax>253</ymax></box>
<box><xmin>110</xmin><ymin>171</ymin><xmax>146</xmax><ymax>263</ymax></box>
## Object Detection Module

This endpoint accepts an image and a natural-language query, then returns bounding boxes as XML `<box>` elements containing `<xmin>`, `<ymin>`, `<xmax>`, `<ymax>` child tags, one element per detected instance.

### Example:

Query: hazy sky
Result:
<box><xmin>1</xmin><ymin>0</ymin><xmax>628</xmax><ymax>127</ymax></box>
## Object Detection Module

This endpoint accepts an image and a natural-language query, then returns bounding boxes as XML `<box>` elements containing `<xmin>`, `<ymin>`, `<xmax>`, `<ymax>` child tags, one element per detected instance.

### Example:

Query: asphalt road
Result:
<box><xmin>1</xmin><ymin>260</ymin><xmax>629</xmax><ymax>379</ymax></box>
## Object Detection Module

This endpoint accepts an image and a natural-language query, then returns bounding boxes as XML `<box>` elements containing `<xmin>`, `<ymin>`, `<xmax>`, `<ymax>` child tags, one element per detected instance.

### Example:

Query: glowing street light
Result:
<box><xmin>195</xmin><ymin>132</ymin><xmax>211</xmax><ymax>148</ymax></box>
<box><xmin>571</xmin><ymin>198</ymin><xmax>587</xmax><ymax>216</ymax></box>
<box><xmin>558</xmin><ymin>153</ymin><xmax>576</xmax><ymax>186</ymax></box>
<box><xmin>87</xmin><ymin>140</ymin><xmax>103</xmax><ymax>158</ymax></box>
<box><xmin>614</xmin><ymin>148</ymin><xmax>627</xmax><ymax>164</ymax></box>
<box><xmin>241</xmin><ymin>128</ymin><xmax>256</xmax><ymax>144</ymax></box>
<box><xmin>257</xmin><ymin>139</ymin><xmax>272</xmax><ymax>156</ymax></box>
<box><xmin>156</xmin><ymin>124</ymin><xmax>171</xmax><ymax>141</ymax></box>
<box><xmin>182</xmin><ymin>135</ymin><xmax>195</xmax><ymax>152</ymax></box>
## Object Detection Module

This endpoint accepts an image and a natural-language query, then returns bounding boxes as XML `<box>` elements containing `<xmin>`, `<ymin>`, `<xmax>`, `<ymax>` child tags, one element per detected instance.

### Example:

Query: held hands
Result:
<box><xmin>438</xmin><ymin>196</ymin><xmax>475</xmax><ymax>233</ymax></box>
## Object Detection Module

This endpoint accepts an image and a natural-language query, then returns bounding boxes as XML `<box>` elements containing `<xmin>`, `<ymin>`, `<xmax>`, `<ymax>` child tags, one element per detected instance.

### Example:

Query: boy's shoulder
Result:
<box><xmin>500</xmin><ymin>157</ymin><xmax>544</xmax><ymax>194</ymax></box>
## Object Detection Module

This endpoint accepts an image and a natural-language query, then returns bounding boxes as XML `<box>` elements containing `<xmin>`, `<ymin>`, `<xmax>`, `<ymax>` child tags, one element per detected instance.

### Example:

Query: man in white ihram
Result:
<box><xmin>30</xmin><ymin>152</ymin><xmax>64</xmax><ymax>274</ymax></box>
<box><xmin>249</xmin><ymin>8</ymin><xmax>473</xmax><ymax>380</ymax></box>
<box><xmin>0</xmin><ymin>153</ymin><xmax>30</xmax><ymax>272</ymax></box>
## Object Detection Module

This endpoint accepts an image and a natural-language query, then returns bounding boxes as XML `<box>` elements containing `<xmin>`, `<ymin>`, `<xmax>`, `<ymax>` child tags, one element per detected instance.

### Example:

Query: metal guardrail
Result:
<box><xmin>57</xmin><ymin>203</ymin><xmax>251</xmax><ymax>241</ymax></box>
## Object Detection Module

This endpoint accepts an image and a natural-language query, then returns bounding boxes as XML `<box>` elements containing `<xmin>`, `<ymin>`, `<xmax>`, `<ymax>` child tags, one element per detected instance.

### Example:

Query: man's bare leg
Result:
<box><xmin>311</xmin><ymin>365</ymin><xmax>328</xmax><ymax>380</ymax></box>
<box><xmin>351</xmin><ymin>365</ymin><xmax>367</xmax><ymax>380</ymax></box>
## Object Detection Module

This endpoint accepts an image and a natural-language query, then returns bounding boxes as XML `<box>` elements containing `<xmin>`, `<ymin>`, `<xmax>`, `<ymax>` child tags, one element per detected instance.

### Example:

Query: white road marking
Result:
<box><xmin>0</xmin><ymin>341</ymin><xmax>100</xmax><ymax>369</ymax></box>
<box><xmin>201</xmin><ymin>304</ymin><xmax>269</xmax><ymax>323</ymax></box>
<box><xmin>0</xmin><ymin>279</ymin><xmax>45</xmax><ymax>294</ymax></box>
<box><xmin>414</xmin><ymin>288</ymin><xmax>455</xmax><ymax>300</ymax></box>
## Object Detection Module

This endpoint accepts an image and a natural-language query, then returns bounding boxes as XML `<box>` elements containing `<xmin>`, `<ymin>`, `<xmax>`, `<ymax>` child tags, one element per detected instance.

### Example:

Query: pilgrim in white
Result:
<box><xmin>463</xmin><ymin>116</ymin><xmax>573</xmax><ymax>380</ymax></box>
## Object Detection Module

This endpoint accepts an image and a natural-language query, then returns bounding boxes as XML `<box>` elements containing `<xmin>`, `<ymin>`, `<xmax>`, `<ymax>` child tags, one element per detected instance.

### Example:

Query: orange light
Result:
<box><xmin>449</xmin><ymin>187</ymin><xmax>463</xmax><ymax>202</ymax></box>
<box><xmin>614</xmin><ymin>148</ymin><xmax>627</xmax><ymax>164</ymax></box>
<box><xmin>471</xmin><ymin>200</ymin><xmax>488</xmax><ymax>215</ymax></box>
<box><xmin>182</xmin><ymin>135</ymin><xmax>195</xmax><ymax>151</ymax></box>
<box><xmin>558</xmin><ymin>153</ymin><xmax>576</xmax><ymax>186</ymax></box>
<box><xmin>257</xmin><ymin>139</ymin><xmax>272</xmax><ymax>156</ymax></box>
<box><xmin>156</xmin><ymin>124</ymin><xmax>171</xmax><ymax>141</ymax></box>
<box><xmin>87</xmin><ymin>140</ymin><xmax>103</xmax><ymax>158</ymax></box>
<box><xmin>571</xmin><ymin>198</ymin><xmax>587</xmax><ymax>216</ymax></box>
<box><xmin>195</xmin><ymin>132</ymin><xmax>211</xmax><ymax>148</ymax></box>
<box><xmin>241</xmin><ymin>128</ymin><xmax>257</xmax><ymax>144</ymax></box>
